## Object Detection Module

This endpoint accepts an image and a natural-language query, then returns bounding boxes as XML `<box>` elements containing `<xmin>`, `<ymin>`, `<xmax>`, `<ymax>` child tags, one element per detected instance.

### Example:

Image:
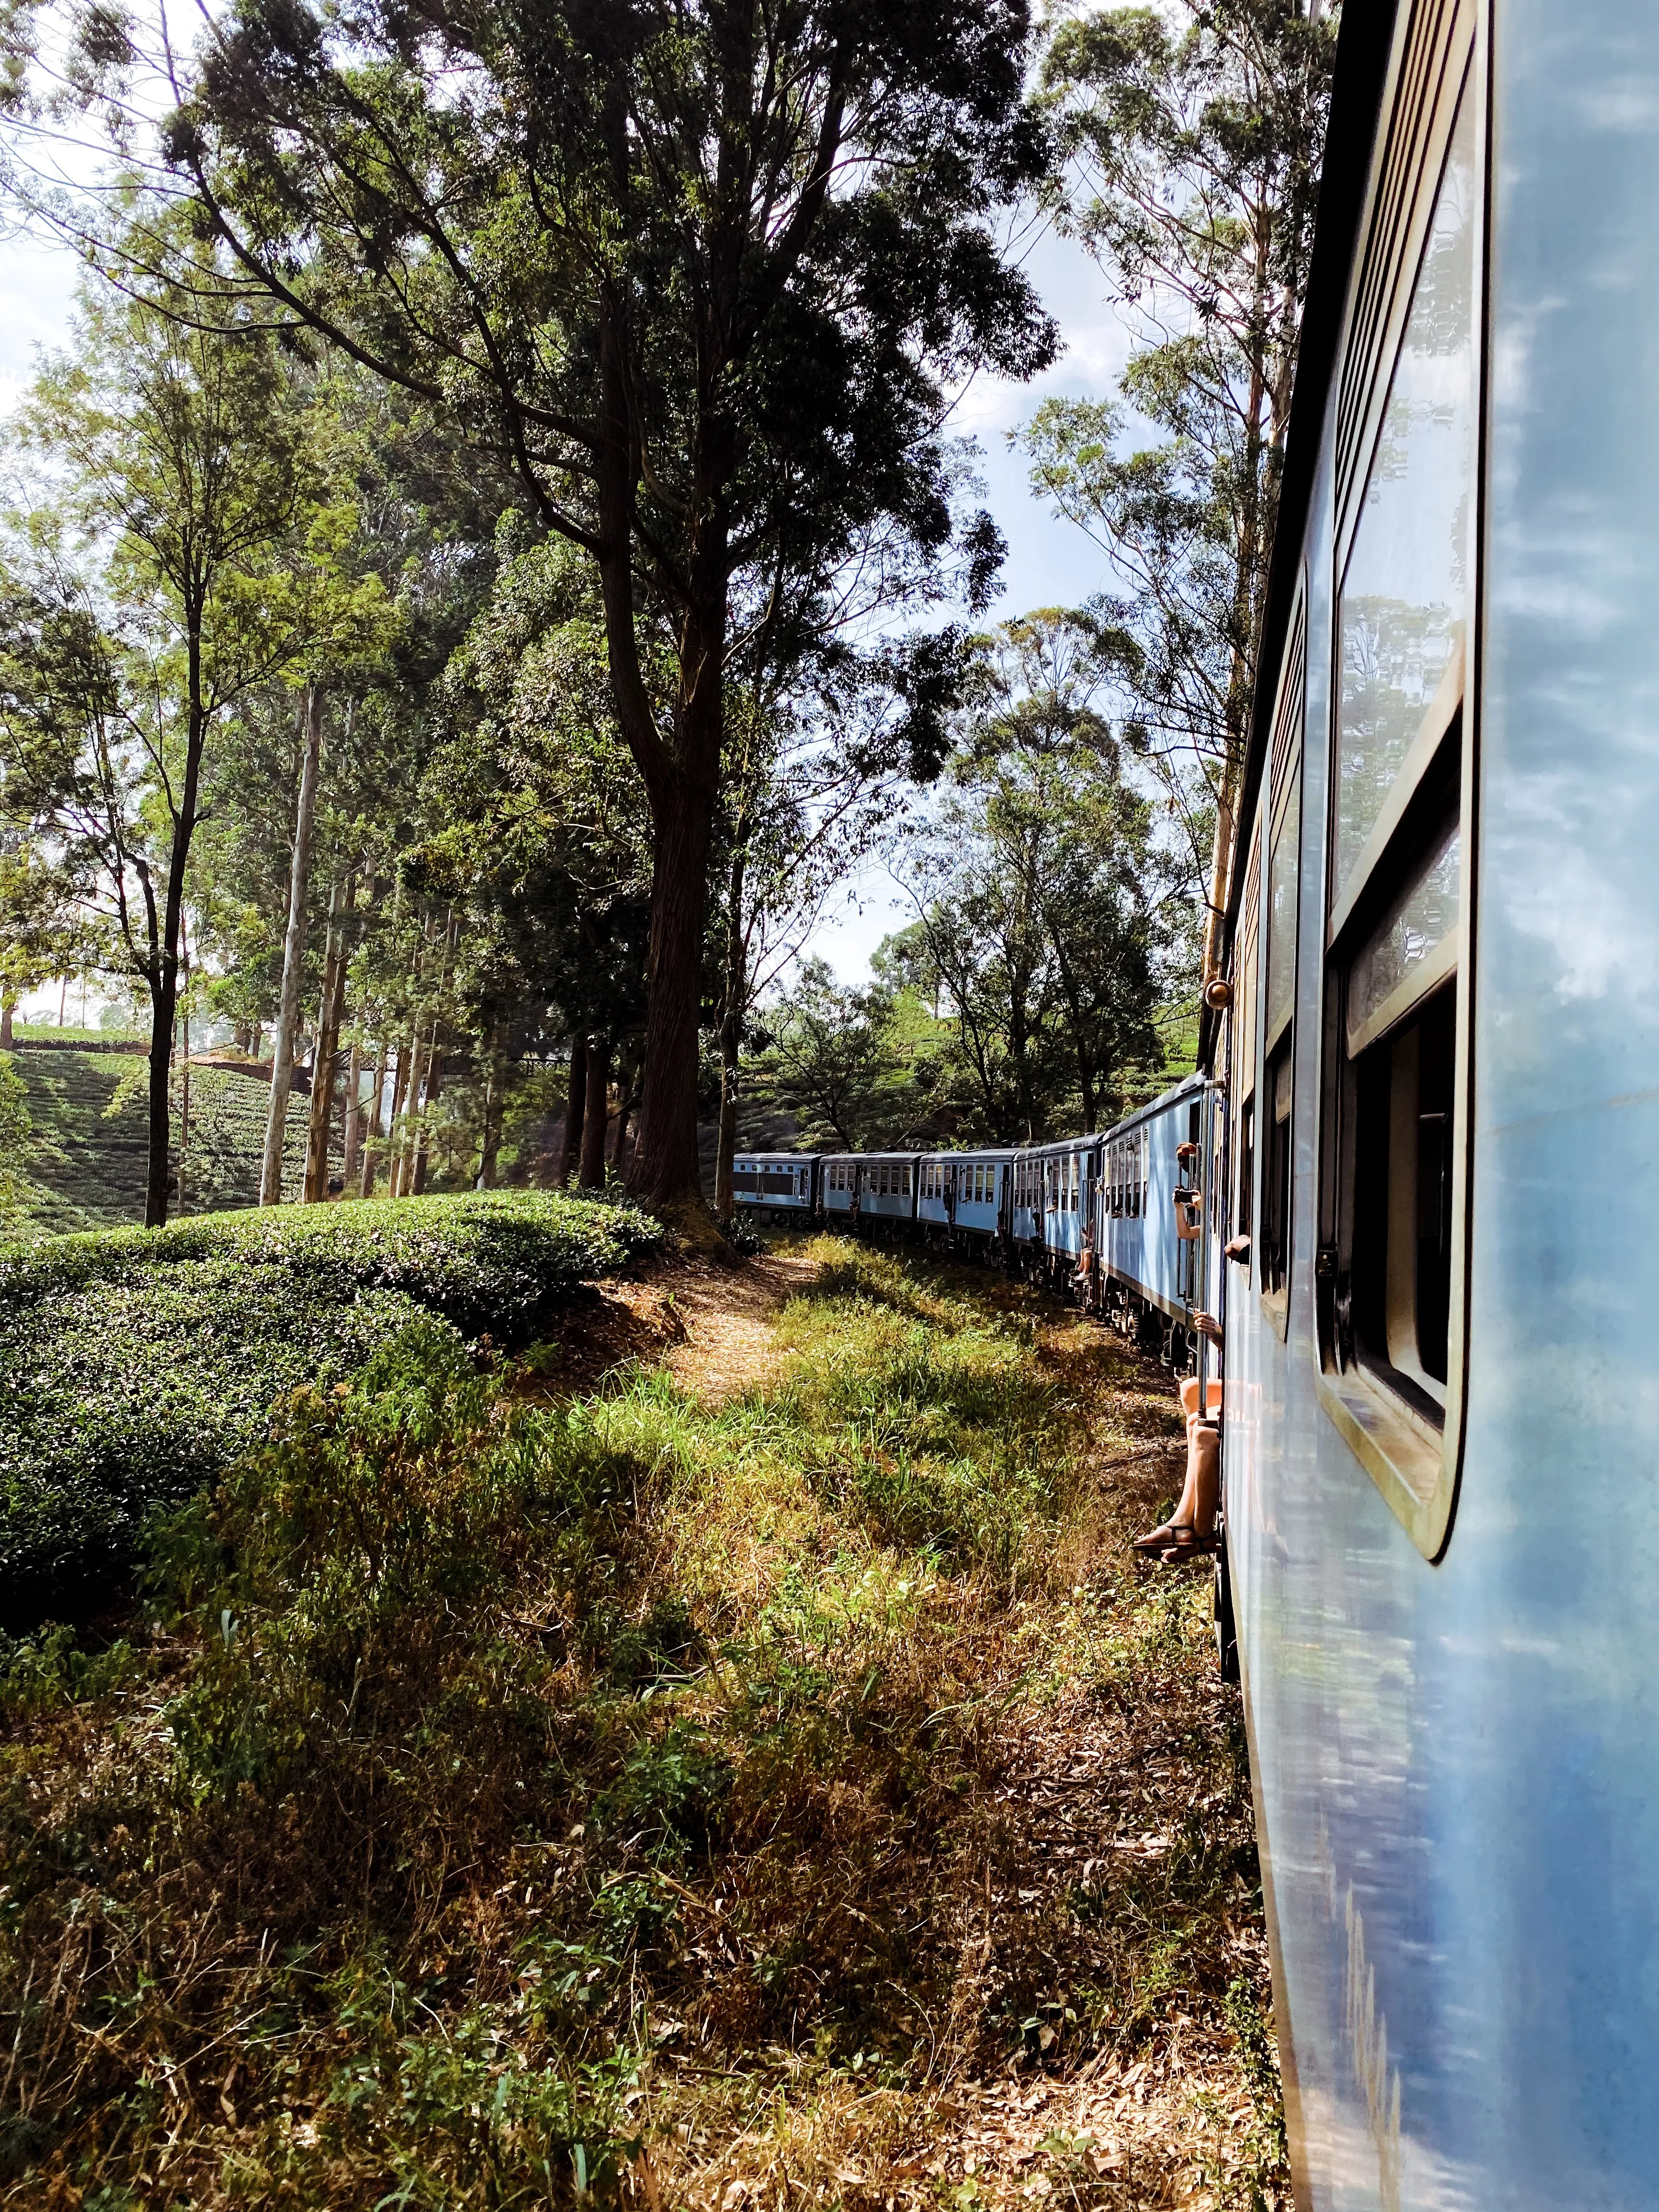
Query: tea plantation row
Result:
<box><xmin>0</xmin><ymin>1192</ymin><xmax>661</xmax><ymax>1623</ymax></box>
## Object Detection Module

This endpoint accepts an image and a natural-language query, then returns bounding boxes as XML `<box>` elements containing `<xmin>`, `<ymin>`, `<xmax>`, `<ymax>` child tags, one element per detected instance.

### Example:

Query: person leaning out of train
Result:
<box><xmin>1134</xmin><ymin>1310</ymin><xmax>1222</xmax><ymax>1565</ymax></box>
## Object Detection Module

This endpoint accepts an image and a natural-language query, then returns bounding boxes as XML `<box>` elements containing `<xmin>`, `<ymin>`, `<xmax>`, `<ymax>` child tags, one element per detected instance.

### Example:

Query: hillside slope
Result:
<box><xmin>13</xmin><ymin>1049</ymin><xmax>332</xmax><ymax>1234</ymax></box>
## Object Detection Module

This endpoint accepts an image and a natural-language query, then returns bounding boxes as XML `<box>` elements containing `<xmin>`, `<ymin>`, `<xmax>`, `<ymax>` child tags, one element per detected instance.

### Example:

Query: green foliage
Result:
<box><xmin>0</xmin><ymin>1190</ymin><xmax>659</xmax><ymax>1618</ymax></box>
<box><xmin>751</xmin><ymin>955</ymin><xmax>937</xmax><ymax>1152</ymax></box>
<box><xmin>0</xmin><ymin>1050</ymin><xmax>30</xmax><ymax>1222</ymax></box>
<box><xmin>1028</xmin><ymin>0</ymin><xmax>1338</xmax><ymax>980</ymax></box>
<box><xmin>891</xmin><ymin>611</ymin><xmax>1185</xmax><ymax>1137</ymax></box>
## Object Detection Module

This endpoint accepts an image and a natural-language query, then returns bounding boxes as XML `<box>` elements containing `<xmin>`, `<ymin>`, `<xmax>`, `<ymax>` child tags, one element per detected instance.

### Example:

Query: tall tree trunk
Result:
<box><xmin>594</xmin><ymin>309</ymin><xmax>728</xmax><ymax>1214</ymax></box>
<box><xmin>579</xmin><ymin>1032</ymin><xmax>610</xmax><ymax>1188</ymax></box>
<box><xmin>1</xmin><ymin>1000</ymin><xmax>14</xmax><ymax>1049</ymax></box>
<box><xmin>261</xmin><ymin>682</ymin><xmax>324</xmax><ymax>1207</ymax></box>
<box><xmin>359</xmin><ymin>1036</ymin><xmax>387</xmax><ymax>1195</ymax></box>
<box><xmin>610</xmin><ymin>1046</ymin><xmax>637</xmax><ymax>1171</ymax></box>
<box><xmin>304</xmin><ymin>874</ymin><xmax>351</xmax><ymax>1200</ymax></box>
<box><xmin>413</xmin><ymin>1044</ymin><xmax>443</xmax><ymax>1195</ymax></box>
<box><xmin>714</xmin><ymin>837</ymin><xmax>747</xmax><ymax>1221</ymax></box>
<box><xmin>477</xmin><ymin>1022</ymin><xmax>506</xmax><ymax>1190</ymax></box>
<box><xmin>392</xmin><ymin>1021</ymin><xmax>430</xmax><ymax>1201</ymax></box>
<box><xmin>558</xmin><ymin>1036</ymin><xmax>587</xmax><ymax>1187</ymax></box>
<box><xmin>144</xmin><ymin>618</ymin><xmax>213</xmax><ymax>1228</ymax></box>
<box><xmin>627</xmin><ymin>789</ymin><xmax>715</xmax><ymax>1206</ymax></box>
<box><xmin>342</xmin><ymin>1044</ymin><xmax>363</xmax><ymax>1191</ymax></box>
<box><xmin>385</xmin><ymin>1024</ymin><xmax>415</xmax><ymax>1199</ymax></box>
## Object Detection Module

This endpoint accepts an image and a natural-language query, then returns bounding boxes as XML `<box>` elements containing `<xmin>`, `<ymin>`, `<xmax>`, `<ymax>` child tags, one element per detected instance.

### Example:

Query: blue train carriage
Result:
<box><xmin>1205</xmin><ymin>0</ymin><xmax>1659</xmax><ymax>2203</ymax></box>
<box><xmin>915</xmin><ymin>1149</ymin><xmax>1016</xmax><ymax>1254</ymax></box>
<box><xmin>1020</xmin><ymin>1134</ymin><xmax>1101</xmax><ymax>1293</ymax></box>
<box><xmin>728</xmin><ymin>1152</ymin><xmax>819</xmax><ymax>1224</ymax></box>
<box><xmin>1096</xmin><ymin>1073</ymin><xmax>1220</xmax><ymax>1370</ymax></box>
<box><xmin>819</xmin><ymin>1152</ymin><xmax>919</xmax><ymax>1235</ymax></box>
<box><xmin>820</xmin><ymin>1154</ymin><xmax>859</xmax><ymax>1223</ymax></box>
<box><xmin>852</xmin><ymin>1152</ymin><xmax>919</xmax><ymax>1235</ymax></box>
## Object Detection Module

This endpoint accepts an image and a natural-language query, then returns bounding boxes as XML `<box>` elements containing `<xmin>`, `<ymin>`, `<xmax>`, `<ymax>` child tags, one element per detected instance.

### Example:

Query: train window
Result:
<box><xmin>1260</xmin><ymin>606</ymin><xmax>1304</xmax><ymax>1332</ymax></box>
<box><xmin>1232</xmin><ymin>819</ymin><xmax>1262</xmax><ymax>1269</ymax></box>
<box><xmin>1313</xmin><ymin>15</ymin><xmax>1479</xmax><ymax>1559</ymax></box>
<box><xmin>1333</xmin><ymin>78</ymin><xmax>1477</xmax><ymax>934</ymax></box>
<box><xmin>1345</xmin><ymin>979</ymin><xmax>1455</xmax><ymax>1401</ymax></box>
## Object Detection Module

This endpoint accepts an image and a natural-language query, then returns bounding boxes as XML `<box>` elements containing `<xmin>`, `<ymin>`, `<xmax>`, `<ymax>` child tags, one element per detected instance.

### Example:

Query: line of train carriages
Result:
<box><xmin>730</xmin><ymin>1069</ymin><xmax>1222</xmax><ymax>1375</ymax></box>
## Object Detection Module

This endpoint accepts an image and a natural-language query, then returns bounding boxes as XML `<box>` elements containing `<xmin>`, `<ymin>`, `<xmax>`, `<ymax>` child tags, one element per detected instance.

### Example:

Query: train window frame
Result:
<box><xmin>1258</xmin><ymin>601</ymin><xmax>1305</xmax><ymax>1341</ymax></box>
<box><xmin>1313</xmin><ymin>0</ymin><xmax>1482</xmax><ymax>1563</ymax></box>
<box><xmin>1232</xmin><ymin>816</ymin><xmax>1263</xmax><ymax>1272</ymax></box>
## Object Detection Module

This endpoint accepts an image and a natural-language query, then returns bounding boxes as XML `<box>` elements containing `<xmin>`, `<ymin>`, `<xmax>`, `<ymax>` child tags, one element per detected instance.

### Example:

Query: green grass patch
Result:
<box><xmin>0</xmin><ymin>1190</ymin><xmax>660</xmax><ymax>1620</ymax></box>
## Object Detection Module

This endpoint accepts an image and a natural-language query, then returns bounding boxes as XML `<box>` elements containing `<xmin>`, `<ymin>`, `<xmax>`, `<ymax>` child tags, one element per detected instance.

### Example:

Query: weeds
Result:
<box><xmin>0</xmin><ymin>1234</ymin><xmax>1285</xmax><ymax>2207</ymax></box>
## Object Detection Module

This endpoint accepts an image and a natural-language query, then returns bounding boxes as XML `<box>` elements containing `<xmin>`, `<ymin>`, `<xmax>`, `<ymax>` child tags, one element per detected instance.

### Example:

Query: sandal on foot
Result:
<box><xmin>1159</xmin><ymin>1527</ymin><xmax>1218</xmax><ymax>1564</ymax></box>
<box><xmin>1132</xmin><ymin>1520</ymin><xmax>1183</xmax><ymax>1553</ymax></box>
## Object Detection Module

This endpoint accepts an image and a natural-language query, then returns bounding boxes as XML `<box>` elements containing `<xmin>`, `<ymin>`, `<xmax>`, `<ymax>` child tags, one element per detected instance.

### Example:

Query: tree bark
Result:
<box><xmin>358</xmin><ymin>1036</ymin><xmax>387</xmax><ymax>1195</ymax></box>
<box><xmin>579</xmin><ymin>1032</ymin><xmax>610</xmax><ymax>1188</ymax></box>
<box><xmin>413</xmin><ymin>1045</ymin><xmax>443</xmax><ymax>1195</ymax></box>
<box><xmin>714</xmin><ymin>837</ymin><xmax>747</xmax><ymax>1221</ymax></box>
<box><xmin>0</xmin><ymin>1001</ymin><xmax>13</xmax><ymax>1049</ymax></box>
<box><xmin>261</xmin><ymin>682</ymin><xmax>324</xmax><ymax>1206</ymax></box>
<box><xmin>342</xmin><ymin>1043</ymin><xmax>363</xmax><ymax>1190</ymax></box>
<box><xmin>304</xmin><ymin>873</ymin><xmax>351</xmax><ymax>1200</ymax></box>
<box><xmin>476</xmin><ymin>1022</ymin><xmax>505</xmax><ymax>1189</ymax></box>
<box><xmin>591</xmin><ymin>302</ymin><xmax>728</xmax><ymax>1214</ymax></box>
<box><xmin>392</xmin><ymin>1020</ymin><xmax>430</xmax><ymax>1200</ymax></box>
<box><xmin>627</xmin><ymin>783</ymin><xmax>716</xmax><ymax>1206</ymax></box>
<box><xmin>558</xmin><ymin>1036</ymin><xmax>587</xmax><ymax>1187</ymax></box>
<box><xmin>143</xmin><ymin>614</ymin><xmax>213</xmax><ymax>1227</ymax></box>
<box><xmin>384</xmin><ymin>1024</ymin><xmax>415</xmax><ymax>1199</ymax></box>
<box><xmin>610</xmin><ymin>1046</ymin><xmax>637</xmax><ymax>1172</ymax></box>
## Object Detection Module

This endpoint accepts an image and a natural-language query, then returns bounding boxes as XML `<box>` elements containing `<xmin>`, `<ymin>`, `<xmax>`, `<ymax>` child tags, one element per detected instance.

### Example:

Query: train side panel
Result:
<box><xmin>1222</xmin><ymin>4</ymin><xmax>1659</xmax><ymax>2204</ymax></box>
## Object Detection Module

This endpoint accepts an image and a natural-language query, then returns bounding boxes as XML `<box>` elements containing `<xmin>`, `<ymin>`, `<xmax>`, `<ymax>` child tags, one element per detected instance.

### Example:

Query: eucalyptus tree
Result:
<box><xmin>895</xmin><ymin>610</ymin><xmax>1170</xmax><ymax>1139</ymax></box>
<box><xmin>0</xmin><ymin>255</ymin><xmax>335</xmax><ymax>1223</ymax></box>
<box><xmin>16</xmin><ymin>0</ymin><xmax>1058</xmax><ymax>1209</ymax></box>
<box><xmin>1025</xmin><ymin>0</ymin><xmax>1337</xmax><ymax>978</ymax></box>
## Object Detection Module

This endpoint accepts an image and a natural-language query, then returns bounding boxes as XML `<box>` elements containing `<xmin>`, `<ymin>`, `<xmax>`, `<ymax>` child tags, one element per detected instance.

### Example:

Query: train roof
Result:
<box><xmin>732</xmin><ymin>1150</ymin><xmax>817</xmax><ymax>1163</ymax></box>
<box><xmin>1202</xmin><ymin>0</ymin><xmax>1397</xmax><ymax>1071</ymax></box>
<box><xmin>1103</xmin><ymin>1069</ymin><xmax>1213</xmax><ymax>1142</ymax></box>
<box><xmin>921</xmin><ymin>1145</ymin><xmax>1018</xmax><ymax>1161</ymax></box>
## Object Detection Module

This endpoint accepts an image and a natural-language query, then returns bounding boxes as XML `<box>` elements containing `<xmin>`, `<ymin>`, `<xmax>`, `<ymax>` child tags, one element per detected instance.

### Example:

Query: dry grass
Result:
<box><xmin>0</xmin><ymin>1235</ymin><xmax>1284</xmax><ymax>2209</ymax></box>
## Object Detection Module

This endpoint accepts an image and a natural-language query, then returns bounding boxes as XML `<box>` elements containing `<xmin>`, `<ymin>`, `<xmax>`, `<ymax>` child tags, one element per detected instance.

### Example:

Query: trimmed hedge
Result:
<box><xmin>0</xmin><ymin>1190</ymin><xmax>661</xmax><ymax>1622</ymax></box>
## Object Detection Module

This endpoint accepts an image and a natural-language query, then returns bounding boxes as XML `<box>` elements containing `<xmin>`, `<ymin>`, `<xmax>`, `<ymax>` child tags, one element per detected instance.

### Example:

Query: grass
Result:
<box><xmin>0</xmin><ymin>1189</ymin><xmax>661</xmax><ymax>1622</ymax></box>
<box><xmin>0</xmin><ymin>1237</ymin><xmax>1285</xmax><ymax>2209</ymax></box>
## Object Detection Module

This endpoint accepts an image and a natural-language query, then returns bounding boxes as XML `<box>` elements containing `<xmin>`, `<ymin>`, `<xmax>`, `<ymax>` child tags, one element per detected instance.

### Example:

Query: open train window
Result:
<box><xmin>1258</xmin><ymin>608</ymin><xmax>1304</xmax><ymax>1335</ymax></box>
<box><xmin>1316</xmin><ymin>28</ymin><xmax>1479</xmax><ymax>1559</ymax></box>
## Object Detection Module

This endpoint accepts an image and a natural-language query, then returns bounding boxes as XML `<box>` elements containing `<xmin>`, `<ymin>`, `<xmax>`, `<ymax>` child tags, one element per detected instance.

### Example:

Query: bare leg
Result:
<box><xmin>1134</xmin><ymin>1410</ymin><xmax>1219</xmax><ymax>1553</ymax></box>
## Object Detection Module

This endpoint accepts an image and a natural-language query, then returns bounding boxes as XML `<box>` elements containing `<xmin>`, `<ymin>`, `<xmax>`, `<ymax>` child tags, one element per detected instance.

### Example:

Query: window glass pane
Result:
<box><xmin>1347</xmin><ymin>819</ymin><xmax>1460</xmax><ymax>1053</ymax></box>
<box><xmin>1266</xmin><ymin>770</ymin><xmax>1300</xmax><ymax>1042</ymax></box>
<box><xmin>1336</xmin><ymin>80</ymin><xmax>1476</xmax><ymax>907</ymax></box>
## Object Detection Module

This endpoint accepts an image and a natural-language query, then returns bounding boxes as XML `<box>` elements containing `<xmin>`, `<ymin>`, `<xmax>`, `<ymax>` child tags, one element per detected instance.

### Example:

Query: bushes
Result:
<box><xmin>0</xmin><ymin>1190</ymin><xmax>660</xmax><ymax>1621</ymax></box>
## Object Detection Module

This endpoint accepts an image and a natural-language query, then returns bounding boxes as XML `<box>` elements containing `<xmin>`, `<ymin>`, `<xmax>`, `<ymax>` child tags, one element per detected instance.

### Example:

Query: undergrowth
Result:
<box><xmin>0</xmin><ymin>1236</ymin><xmax>1285</xmax><ymax>2209</ymax></box>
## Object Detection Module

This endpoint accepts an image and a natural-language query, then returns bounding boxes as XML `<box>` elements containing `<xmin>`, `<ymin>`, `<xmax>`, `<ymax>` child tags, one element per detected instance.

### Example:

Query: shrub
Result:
<box><xmin>0</xmin><ymin>1190</ymin><xmax>661</xmax><ymax>1622</ymax></box>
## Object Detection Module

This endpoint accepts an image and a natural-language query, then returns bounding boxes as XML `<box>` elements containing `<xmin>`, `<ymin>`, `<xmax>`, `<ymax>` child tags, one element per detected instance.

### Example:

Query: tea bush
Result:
<box><xmin>0</xmin><ymin>1189</ymin><xmax>660</xmax><ymax>1620</ymax></box>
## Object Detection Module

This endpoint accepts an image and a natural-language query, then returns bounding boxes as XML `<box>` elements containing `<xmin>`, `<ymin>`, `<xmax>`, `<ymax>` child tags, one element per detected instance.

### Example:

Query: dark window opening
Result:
<box><xmin>1346</xmin><ymin>982</ymin><xmax>1454</xmax><ymax>1405</ymax></box>
<box><xmin>1261</xmin><ymin>1041</ymin><xmax>1293</xmax><ymax>1296</ymax></box>
<box><xmin>1238</xmin><ymin>1097</ymin><xmax>1255</xmax><ymax>1242</ymax></box>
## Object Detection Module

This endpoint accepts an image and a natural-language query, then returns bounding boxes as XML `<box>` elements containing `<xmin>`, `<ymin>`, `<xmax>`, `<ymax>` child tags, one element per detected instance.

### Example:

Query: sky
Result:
<box><xmin>0</xmin><ymin>202</ymin><xmax>1137</xmax><ymax>1002</ymax></box>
